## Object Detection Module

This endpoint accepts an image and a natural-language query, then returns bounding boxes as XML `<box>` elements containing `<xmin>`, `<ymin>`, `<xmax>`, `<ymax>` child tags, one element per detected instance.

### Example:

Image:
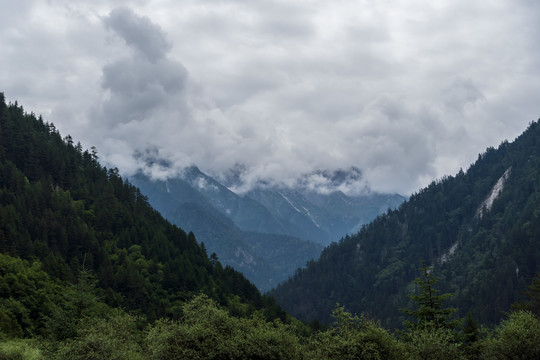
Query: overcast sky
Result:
<box><xmin>2</xmin><ymin>0</ymin><xmax>539</xmax><ymax>195</ymax></box>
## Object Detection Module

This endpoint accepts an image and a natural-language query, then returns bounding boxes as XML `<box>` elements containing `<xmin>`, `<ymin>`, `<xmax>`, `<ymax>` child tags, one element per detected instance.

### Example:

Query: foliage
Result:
<box><xmin>0</xmin><ymin>254</ymin><xmax>62</xmax><ymax>338</ymax></box>
<box><xmin>0</xmin><ymin>339</ymin><xmax>44</xmax><ymax>360</ymax></box>
<box><xmin>43</xmin><ymin>267</ymin><xmax>113</xmax><ymax>341</ymax></box>
<box><xmin>480</xmin><ymin>310</ymin><xmax>540</xmax><ymax>360</ymax></box>
<box><xmin>272</xmin><ymin>120</ymin><xmax>540</xmax><ymax>327</ymax></box>
<box><xmin>307</xmin><ymin>305</ymin><xmax>406</xmax><ymax>360</ymax></box>
<box><xmin>512</xmin><ymin>273</ymin><xmax>540</xmax><ymax>317</ymax></box>
<box><xmin>405</xmin><ymin>323</ymin><xmax>467</xmax><ymax>360</ymax></box>
<box><xmin>401</xmin><ymin>261</ymin><xmax>458</xmax><ymax>331</ymax></box>
<box><xmin>146</xmin><ymin>294</ymin><xmax>303</xmax><ymax>360</ymax></box>
<box><xmin>52</xmin><ymin>313</ymin><xmax>144</xmax><ymax>360</ymax></box>
<box><xmin>0</xmin><ymin>93</ymin><xmax>279</xmax><ymax>336</ymax></box>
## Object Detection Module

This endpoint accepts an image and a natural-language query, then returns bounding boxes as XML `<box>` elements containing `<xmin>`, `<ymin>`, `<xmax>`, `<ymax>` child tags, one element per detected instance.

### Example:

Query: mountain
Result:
<box><xmin>0</xmin><ymin>93</ymin><xmax>286</xmax><ymax>336</ymax></box>
<box><xmin>130</xmin><ymin>172</ymin><xmax>323</xmax><ymax>291</ymax></box>
<box><xmin>130</xmin><ymin>167</ymin><xmax>403</xmax><ymax>290</ymax></box>
<box><xmin>222</xmin><ymin>166</ymin><xmax>405</xmax><ymax>245</ymax></box>
<box><xmin>271</xmin><ymin>119</ymin><xmax>540</xmax><ymax>328</ymax></box>
<box><xmin>245</xmin><ymin>186</ymin><xmax>405</xmax><ymax>244</ymax></box>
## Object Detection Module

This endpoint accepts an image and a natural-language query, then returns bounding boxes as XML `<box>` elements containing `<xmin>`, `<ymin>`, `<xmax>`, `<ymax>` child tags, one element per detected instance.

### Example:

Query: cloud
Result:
<box><xmin>443</xmin><ymin>78</ymin><xmax>485</xmax><ymax>113</ymax></box>
<box><xmin>103</xmin><ymin>6</ymin><xmax>172</xmax><ymax>62</ymax></box>
<box><xmin>99</xmin><ymin>57</ymin><xmax>188</xmax><ymax>124</ymax></box>
<box><xmin>97</xmin><ymin>7</ymin><xmax>188</xmax><ymax>125</ymax></box>
<box><xmin>1</xmin><ymin>1</ymin><xmax>539</xmax><ymax>195</ymax></box>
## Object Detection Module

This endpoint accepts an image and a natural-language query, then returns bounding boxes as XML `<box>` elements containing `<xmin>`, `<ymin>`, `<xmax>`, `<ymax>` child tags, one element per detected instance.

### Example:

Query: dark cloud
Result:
<box><xmin>99</xmin><ymin>58</ymin><xmax>188</xmax><ymax>124</ymax></box>
<box><xmin>103</xmin><ymin>6</ymin><xmax>171</xmax><ymax>61</ymax></box>
<box><xmin>297</xmin><ymin>167</ymin><xmax>369</xmax><ymax>196</ymax></box>
<box><xmin>95</xmin><ymin>7</ymin><xmax>189</xmax><ymax>128</ymax></box>
<box><xmin>443</xmin><ymin>78</ymin><xmax>485</xmax><ymax>113</ymax></box>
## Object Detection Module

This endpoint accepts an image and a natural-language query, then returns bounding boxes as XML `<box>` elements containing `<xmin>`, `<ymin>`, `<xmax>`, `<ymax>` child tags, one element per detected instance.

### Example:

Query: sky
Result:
<box><xmin>1</xmin><ymin>0</ymin><xmax>539</xmax><ymax>195</ymax></box>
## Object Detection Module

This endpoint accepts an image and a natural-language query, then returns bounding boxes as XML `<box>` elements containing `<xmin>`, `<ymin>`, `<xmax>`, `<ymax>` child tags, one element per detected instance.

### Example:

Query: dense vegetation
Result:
<box><xmin>272</xmin><ymin>118</ymin><xmax>540</xmax><ymax>328</ymax></box>
<box><xmin>130</xmin><ymin>173</ymin><xmax>323</xmax><ymax>291</ymax></box>
<box><xmin>1</xmin><ymin>93</ymin><xmax>538</xmax><ymax>359</ymax></box>
<box><xmin>130</xmin><ymin>165</ymin><xmax>402</xmax><ymax>291</ymax></box>
<box><xmin>0</xmin><ymin>93</ymin><xmax>286</xmax><ymax>335</ymax></box>
<box><xmin>1</xmin><ymin>253</ymin><xmax>538</xmax><ymax>359</ymax></box>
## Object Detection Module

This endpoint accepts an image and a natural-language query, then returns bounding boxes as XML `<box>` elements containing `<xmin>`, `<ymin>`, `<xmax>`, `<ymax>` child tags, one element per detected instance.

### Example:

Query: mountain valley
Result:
<box><xmin>130</xmin><ymin>167</ymin><xmax>404</xmax><ymax>290</ymax></box>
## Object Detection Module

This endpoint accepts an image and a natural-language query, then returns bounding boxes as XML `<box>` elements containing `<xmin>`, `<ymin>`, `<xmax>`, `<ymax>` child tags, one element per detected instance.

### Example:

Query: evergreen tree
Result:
<box><xmin>401</xmin><ymin>262</ymin><xmax>458</xmax><ymax>331</ymax></box>
<box><xmin>512</xmin><ymin>273</ymin><xmax>540</xmax><ymax>317</ymax></box>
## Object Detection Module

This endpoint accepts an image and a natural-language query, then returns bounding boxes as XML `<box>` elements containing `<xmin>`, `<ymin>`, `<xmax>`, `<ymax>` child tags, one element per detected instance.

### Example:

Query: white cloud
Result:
<box><xmin>1</xmin><ymin>0</ymin><xmax>539</xmax><ymax>195</ymax></box>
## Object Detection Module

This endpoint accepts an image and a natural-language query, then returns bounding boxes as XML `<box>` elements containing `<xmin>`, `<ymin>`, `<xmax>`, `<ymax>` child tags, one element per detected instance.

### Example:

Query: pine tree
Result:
<box><xmin>512</xmin><ymin>273</ymin><xmax>540</xmax><ymax>317</ymax></box>
<box><xmin>401</xmin><ymin>261</ymin><xmax>458</xmax><ymax>331</ymax></box>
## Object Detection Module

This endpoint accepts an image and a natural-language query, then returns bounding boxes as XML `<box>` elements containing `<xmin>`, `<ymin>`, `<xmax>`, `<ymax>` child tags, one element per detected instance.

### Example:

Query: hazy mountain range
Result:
<box><xmin>130</xmin><ymin>167</ymin><xmax>405</xmax><ymax>290</ymax></box>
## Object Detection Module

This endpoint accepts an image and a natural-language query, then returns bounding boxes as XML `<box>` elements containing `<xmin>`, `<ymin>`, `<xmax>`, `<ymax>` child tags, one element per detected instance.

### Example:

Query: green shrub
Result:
<box><xmin>405</xmin><ymin>323</ymin><xmax>466</xmax><ymax>360</ymax></box>
<box><xmin>53</xmin><ymin>313</ymin><xmax>144</xmax><ymax>360</ymax></box>
<box><xmin>307</xmin><ymin>306</ymin><xmax>406</xmax><ymax>360</ymax></box>
<box><xmin>146</xmin><ymin>294</ymin><xmax>303</xmax><ymax>360</ymax></box>
<box><xmin>481</xmin><ymin>311</ymin><xmax>540</xmax><ymax>360</ymax></box>
<box><xmin>0</xmin><ymin>339</ymin><xmax>44</xmax><ymax>360</ymax></box>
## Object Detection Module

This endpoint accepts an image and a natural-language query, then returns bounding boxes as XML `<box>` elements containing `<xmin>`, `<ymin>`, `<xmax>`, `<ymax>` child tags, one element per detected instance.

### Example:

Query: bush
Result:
<box><xmin>405</xmin><ymin>323</ymin><xmax>466</xmax><ymax>360</ymax></box>
<box><xmin>0</xmin><ymin>339</ymin><xmax>44</xmax><ymax>360</ymax></box>
<box><xmin>307</xmin><ymin>306</ymin><xmax>406</xmax><ymax>360</ymax></box>
<box><xmin>146</xmin><ymin>294</ymin><xmax>303</xmax><ymax>360</ymax></box>
<box><xmin>481</xmin><ymin>311</ymin><xmax>540</xmax><ymax>360</ymax></box>
<box><xmin>53</xmin><ymin>312</ymin><xmax>144</xmax><ymax>360</ymax></box>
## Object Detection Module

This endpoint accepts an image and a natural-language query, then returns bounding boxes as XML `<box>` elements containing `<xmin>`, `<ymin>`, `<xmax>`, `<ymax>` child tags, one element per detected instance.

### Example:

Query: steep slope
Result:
<box><xmin>130</xmin><ymin>173</ymin><xmax>322</xmax><ymax>290</ymax></box>
<box><xmin>129</xmin><ymin>168</ymin><xmax>401</xmax><ymax>290</ymax></box>
<box><xmin>244</xmin><ymin>187</ymin><xmax>329</xmax><ymax>243</ymax></box>
<box><xmin>271</xmin><ymin>119</ymin><xmax>540</xmax><ymax>328</ymax></box>
<box><xmin>0</xmin><ymin>93</ymin><xmax>280</xmax><ymax>328</ymax></box>
<box><xmin>246</xmin><ymin>186</ymin><xmax>405</xmax><ymax>245</ymax></box>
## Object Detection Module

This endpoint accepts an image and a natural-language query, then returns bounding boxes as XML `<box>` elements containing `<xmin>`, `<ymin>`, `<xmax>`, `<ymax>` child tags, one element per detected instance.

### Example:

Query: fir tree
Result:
<box><xmin>401</xmin><ymin>261</ymin><xmax>458</xmax><ymax>331</ymax></box>
<box><xmin>512</xmin><ymin>273</ymin><xmax>540</xmax><ymax>317</ymax></box>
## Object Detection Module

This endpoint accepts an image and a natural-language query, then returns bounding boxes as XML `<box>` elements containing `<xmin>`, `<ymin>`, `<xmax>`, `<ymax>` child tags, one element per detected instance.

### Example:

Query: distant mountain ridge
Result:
<box><xmin>270</xmin><ymin>119</ymin><xmax>540</xmax><ymax>328</ymax></box>
<box><xmin>130</xmin><ymin>167</ymin><xmax>404</xmax><ymax>290</ymax></box>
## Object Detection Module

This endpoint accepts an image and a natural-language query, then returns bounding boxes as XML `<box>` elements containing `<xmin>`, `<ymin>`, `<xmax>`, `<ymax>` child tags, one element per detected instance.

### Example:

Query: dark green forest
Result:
<box><xmin>0</xmin><ymin>93</ymin><xmax>287</xmax><ymax>333</ymax></box>
<box><xmin>271</xmin><ymin>117</ymin><xmax>540</xmax><ymax>329</ymax></box>
<box><xmin>129</xmin><ymin>172</ymin><xmax>324</xmax><ymax>291</ymax></box>
<box><xmin>1</xmin><ymin>93</ymin><xmax>539</xmax><ymax>359</ymax></box>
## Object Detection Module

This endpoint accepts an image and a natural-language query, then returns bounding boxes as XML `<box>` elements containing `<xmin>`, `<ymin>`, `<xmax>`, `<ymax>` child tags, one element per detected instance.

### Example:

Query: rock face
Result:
<box><xmin>476</xmin><ymin>167</ymin><xmax>511</xmax><ymax>218</ymax></box>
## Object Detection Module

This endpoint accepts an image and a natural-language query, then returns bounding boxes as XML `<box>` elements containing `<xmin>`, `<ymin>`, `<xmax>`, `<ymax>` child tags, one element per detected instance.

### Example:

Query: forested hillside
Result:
<box><xmin>130</xmin><ymin>167</ymin><xmax>402</xmax><ymax>291</ymax></box>
<box><xmin>0</xmin><ymin>93</ymin><xmax>285</xmax><ymax>337</ymax></box>
<box><xmin>1</xmin><ymin>93</ymin><xmax>539</xmax><ymax>359</ymax></box>
<box><xmin>130</xmin><ymin>172</ymin><xmax>323</xmax><ymax>291</ymax></box>
<box><xmin>272</xmin><ymin>119</ymin><xmax>540</xmax><ymax>328</ymax></box>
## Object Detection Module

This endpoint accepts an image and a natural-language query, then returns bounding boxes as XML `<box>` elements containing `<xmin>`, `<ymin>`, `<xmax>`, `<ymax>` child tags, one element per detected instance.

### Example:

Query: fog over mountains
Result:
<box><xmin>130</xmin><ymin>165</ymin><xmax>404</xmax><ymax>290</ymax></box>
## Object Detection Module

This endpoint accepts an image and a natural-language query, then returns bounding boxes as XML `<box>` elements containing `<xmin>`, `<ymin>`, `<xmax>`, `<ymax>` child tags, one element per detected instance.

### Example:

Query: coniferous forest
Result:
<box><xmin>271</xmin><ymin>118</ymin><xmax>540</xmax><ymax>329</ymax></box>
<box><xmin>1</xmin><ymin>93</ymin><xmax>539</xmax><ymax>359</ymax></box>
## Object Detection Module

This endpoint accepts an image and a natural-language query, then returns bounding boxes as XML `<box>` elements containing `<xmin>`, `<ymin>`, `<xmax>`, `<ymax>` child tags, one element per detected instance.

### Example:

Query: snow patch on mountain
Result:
<box><xmin>302</xmin><ymin>206</ymin><xmax>321</xmax><ymax>228</ymax></box>
<box><xmin>278</xmin><ymin>191</ymin><xmax>302</xmax><ymax>213</ymax></box>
